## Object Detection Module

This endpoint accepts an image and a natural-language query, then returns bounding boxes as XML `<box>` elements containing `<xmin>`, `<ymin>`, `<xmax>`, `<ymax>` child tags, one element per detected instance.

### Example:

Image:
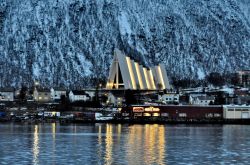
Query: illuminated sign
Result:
<box><xmin>133</xmin><ymin>107</ymin><xmax>144</xmax><ymax>112</ymax></box>
<box><xmin>144</xmin><ymin>106</ymin><xmax>160</xmax><ymax>112</ymax></box>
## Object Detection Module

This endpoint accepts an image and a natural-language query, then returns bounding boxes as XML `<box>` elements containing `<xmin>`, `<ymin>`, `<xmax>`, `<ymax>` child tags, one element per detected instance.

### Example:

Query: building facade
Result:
<box><xmin>51</xmin><ymin>88</ymin><xmax>67</xmax><ymax>101</ymax></box>
<box><xmin>223</xmin><ymin>105</ymin><xmax>250</xmax><ymax>119</ymax></box>
<box><xmin>69</xmin><ymin>90</ymin><xmax>90</xmax><ymax>102</ymax></box>
<box><xmin>0</xmin><ymin>88</ymin><xmax>14</xmax><ymax>101</ymax></box>
<box><xmin>237</xmin><ymin>70</ymin><xmax>250</xmax><ymax>87</ymax></box>
<box><xmin>33</xmin><ymin>88</ymin><xmax>52</xmax><ymax>102</ymax></box>
<box><xmin>158</xmin><ymin>93</ymin><xmax>179</xmax><ymax>104</ymax></box>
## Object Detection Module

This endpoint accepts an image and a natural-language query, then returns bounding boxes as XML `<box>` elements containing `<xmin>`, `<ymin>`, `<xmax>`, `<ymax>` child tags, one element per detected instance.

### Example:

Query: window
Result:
<box><xmin>122</xmin><ymin>113</ymin><xmax>129</xmax><ymax>117</ymax></box>
<box><xmin>143</xmin><ymin>113</ymin><xmax>151</xmax><ymax>117</ymax></box>
<box><xmin>214</xmin><ymin>113</ymin><xmax>221</xmax><ymax>117</ymax></box>
<box><xmin>134</xmin><ymin>113</ymin><xmax>142</xmax><ymax>117</ymax></box>
<box><xmin>179</xmin><ymin>113</ymin><xmax>187</xmax><ymax>117</ymax></box>
<box><xmin>206</xmin><ymin>113</ymin><xmax>213</xmax><ymax>118</ymax></box>
<box><xmin>161</xmin><ymin>113</ymin><xmax>168</xmax><ymax>117</ymax></box>
<box><xmin>153</xmin><ymin>113</ymin><xmax>160</xmax><ymax>117</ymax></box>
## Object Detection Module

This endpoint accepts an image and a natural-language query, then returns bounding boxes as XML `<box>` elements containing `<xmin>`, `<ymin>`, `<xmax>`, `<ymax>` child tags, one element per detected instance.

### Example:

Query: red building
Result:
<box><xmin>120</xmin><ymin>105</ymin><xmax>223</xmax><ymax>121</ymax></box>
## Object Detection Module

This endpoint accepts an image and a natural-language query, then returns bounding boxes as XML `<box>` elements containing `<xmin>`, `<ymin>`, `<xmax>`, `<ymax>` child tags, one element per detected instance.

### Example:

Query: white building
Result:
<box><xmin>0</xmin><ymin>88</ymin><xmax>14</xmax><ymax>101</ymax></box>
<box><xmin>158</xmin><ymin>93</ymin><xmax>179</xmax><ymax>104</ymax></box>
<box><xmin>223</xmin><ymin>105</ymin><xmax>250</xmax><ymax>119</ymax></box>
<box><xmin>43</xmin><ymin>111</ymin><xmax>61</xmax><ymax>117</ymax></box>
<box><xmin>51</xmin><ymin>87</ymin><xmax>67</xmax><ymax>101</ymax></box>
<box><xmin>33</xmin><ymin>88</ymin><xmax>52</xmax><ymax>102</ymax></box>
<box><xmin>69</xmin><ymin>90</ymin><xmax>90</xmax><ymax>102</ymax></box>
<box><xmin>106</xmin><ymin>49</ymin><xmax>171</xmax><ymax>90</ymax></box>
<box><xmin>190</xmin><ymin>95</ymin><xmax>215</xmax><ymax>105</ymax></box>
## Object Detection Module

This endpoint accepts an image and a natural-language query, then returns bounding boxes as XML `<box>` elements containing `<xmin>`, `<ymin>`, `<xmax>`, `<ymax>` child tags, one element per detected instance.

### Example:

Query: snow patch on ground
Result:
<box><xmin>220</xmin><ymin>86</ymin><xmax>234</xmax><ymax>94</ymax></box>
<box><xmin>32</xmin><ymin>64</ymin><xmax>40</xmax><ymax>77</ymax></box>
<box><xmin>78</xmin><ymin>54</ymin><xmax>92</xmax><ymax>76</ymax></box>
<box><xmin>197</xmin><ymin>68</ymin><xmax>205</xmax><ymax>79</ymax></box>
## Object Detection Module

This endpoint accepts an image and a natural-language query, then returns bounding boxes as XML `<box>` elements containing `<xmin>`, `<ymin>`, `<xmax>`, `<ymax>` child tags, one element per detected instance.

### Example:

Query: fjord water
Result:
<box><xmin>0</xmin><ymin>123</ymin><xmax>250</xmax><ymax>165</ymax></box>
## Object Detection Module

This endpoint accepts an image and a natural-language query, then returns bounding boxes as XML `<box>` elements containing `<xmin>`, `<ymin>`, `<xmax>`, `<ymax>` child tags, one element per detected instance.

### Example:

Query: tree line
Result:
<box><xmin>172</xmin><ymin>72</ymin><xmax>239</xmax><ymax>89</ymax></box>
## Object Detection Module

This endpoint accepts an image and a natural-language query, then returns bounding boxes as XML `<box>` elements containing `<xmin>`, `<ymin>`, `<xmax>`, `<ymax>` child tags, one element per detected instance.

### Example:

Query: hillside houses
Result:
<box><xmin>69</xmin><ymin>90</ymin><xmax>91</xmax><ymax>102</ymax></box>
<box><xmin>51</xmin><ymin>87</ymin><xmax>67</xmax><ymax>101</ymax></box>
<box><xmin>33</xmin><ymin>88</ymin><xmax>52</xmax><ymax>102</ymax></box>
<box><xmin>0</xmin><ymin>88</ymin><xmax>14</xmax><ymax>101</ymax></box>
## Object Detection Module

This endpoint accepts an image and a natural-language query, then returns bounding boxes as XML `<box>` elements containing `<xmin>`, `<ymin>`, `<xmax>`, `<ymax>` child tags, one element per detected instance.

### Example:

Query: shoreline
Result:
<box><xmin>1</xmin><ymin>119</ymin><xmax>250</xmax><ymax>125</ymax></box>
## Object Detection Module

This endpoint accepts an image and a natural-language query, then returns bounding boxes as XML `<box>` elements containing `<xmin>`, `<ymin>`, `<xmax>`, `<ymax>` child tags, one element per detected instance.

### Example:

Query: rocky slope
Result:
<box><xmin>0</xmin><ymin>0</ymin><xmax>249</xmax><ymax>87</ymax></box>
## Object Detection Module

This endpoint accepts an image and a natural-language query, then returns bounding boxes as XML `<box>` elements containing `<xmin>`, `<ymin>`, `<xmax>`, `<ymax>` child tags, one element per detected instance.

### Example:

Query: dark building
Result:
<box><xmin>237</xmin><ymin>70</ymin><xmax>250</xmax><ymax>87</ymax></box>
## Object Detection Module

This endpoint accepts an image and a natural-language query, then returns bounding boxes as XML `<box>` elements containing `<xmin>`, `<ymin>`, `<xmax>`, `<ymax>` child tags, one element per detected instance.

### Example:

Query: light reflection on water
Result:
<box><xmin>0</xmin><ymin>123</ymin><xmax>250</xmax><ymax>165</ymax></box>
<box><xmin>33</xmin><ymin>125</ymin><xmax>39</xmax><ymax>165</ymax></box>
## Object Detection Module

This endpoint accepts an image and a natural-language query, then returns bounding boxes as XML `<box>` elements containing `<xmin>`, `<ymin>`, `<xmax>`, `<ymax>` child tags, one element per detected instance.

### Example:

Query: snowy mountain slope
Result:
<box><xmin>0</xmin><ymin>0</ymin><xmax>249</xmax><ymax>87</ymax></box>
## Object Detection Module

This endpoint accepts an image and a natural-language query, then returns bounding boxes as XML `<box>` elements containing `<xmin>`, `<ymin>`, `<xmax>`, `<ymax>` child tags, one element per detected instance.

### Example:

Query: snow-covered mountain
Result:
<box><xmin>0</xmin><ymin>0</ymin><xmax>249</xmax><ymax>87</ymax></box>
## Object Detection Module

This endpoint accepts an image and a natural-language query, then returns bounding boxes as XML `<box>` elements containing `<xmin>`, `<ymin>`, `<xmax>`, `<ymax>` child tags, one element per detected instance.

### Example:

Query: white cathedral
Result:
<box><xmin>106</xmin><ymin>49</ymin><xmax>171</xmax><ymax>90</ymax></box>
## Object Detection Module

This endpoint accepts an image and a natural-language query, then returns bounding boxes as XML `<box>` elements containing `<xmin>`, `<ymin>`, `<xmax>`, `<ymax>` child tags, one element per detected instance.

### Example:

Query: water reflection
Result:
<box><xmin>97</xmin><ymin>124</ymin><xmax>102</xmax><ymax>161</ymax></box>
<box><xmin>2</xmin><ymin>124</ymin><xmax>250</xmax><ymax>165</ymax></box>
<box><xmin>127</xmin><ymin>124</ymin><xmax>166</xmax><ymax>165</ymax></box>
<box><xmin>33</xmin><ymin>125</ymin><xmax>39</xmax><ymax>165</ymax></box>
<box><xmin>52</xmin><ymin>123</ymin><xmax>56</xmax><ymax>140</ymax></box>
<box><xmin>144</xmin><ymin>124</ymin><xmax>166</xmax><ymax>165</ymax></box>
<box><xmin>105</xmin><ymin>124</ymin><xmax>113</xmax><ymax>165</ymax></box>
<box><xmin>51</xmin><ymin>123</ymin><xmax>56</xmax><ymax>164</ymax></box>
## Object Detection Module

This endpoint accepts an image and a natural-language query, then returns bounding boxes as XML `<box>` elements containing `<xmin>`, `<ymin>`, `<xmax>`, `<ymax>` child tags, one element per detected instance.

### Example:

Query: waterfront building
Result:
<box><xmin>0</xmin><ymin>88</ymin><xmax>15</xmax><ymax>101</ymax></box>
<box><xmin>106</xmin><ymin>49</ymin><xmax>171</xmax><ymax>90</ymax></box>
<box><xmin>223</xmin><ymin>105</ymin><xmax>250</xmax><ymax>119</ymax></box>
<box><xmin>121</xmin><ymin>105</ymin><xmax>223</xmax><ymax>120</ymax></box>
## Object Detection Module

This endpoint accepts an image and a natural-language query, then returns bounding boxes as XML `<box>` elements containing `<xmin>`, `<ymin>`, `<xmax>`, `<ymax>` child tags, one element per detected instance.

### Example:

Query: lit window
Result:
<box><xmin>143</xmin><ymin>113</ymin><xmax>151</xmax><ymax>117</ymax></box>
<box><xmin>153</xmin><ymin>113</ymin><xmax>160</xmax><ymax>117</ymax></box>
<box><xmin>179</xmin><ymin>113</ymin><xmax>187</xmax><ymax>117</ymax></box>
